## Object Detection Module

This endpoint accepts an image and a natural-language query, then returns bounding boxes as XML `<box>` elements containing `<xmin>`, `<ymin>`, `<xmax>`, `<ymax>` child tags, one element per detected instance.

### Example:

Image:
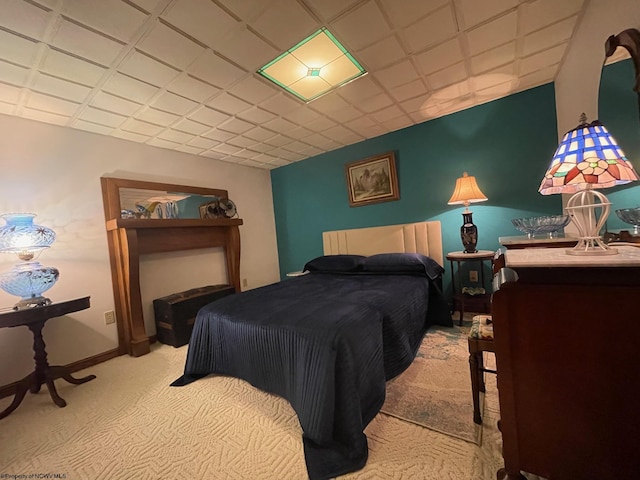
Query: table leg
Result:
<box><xmin>48</xmin><ymin>365</ymin><xmax>96</xmax><ymax>385</ymax></box>
<box><xmin>0</xmin><ymin>372</ymin><xmax>36</xmax><ymax>420</ymax></box>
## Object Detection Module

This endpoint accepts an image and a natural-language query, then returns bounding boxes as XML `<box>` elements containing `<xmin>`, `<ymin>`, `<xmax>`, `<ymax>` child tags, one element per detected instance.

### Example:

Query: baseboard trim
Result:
<box><xmin>0</xmin><ymin>347</ymin><xmax>121</xmax><ymax>399</ymax></box>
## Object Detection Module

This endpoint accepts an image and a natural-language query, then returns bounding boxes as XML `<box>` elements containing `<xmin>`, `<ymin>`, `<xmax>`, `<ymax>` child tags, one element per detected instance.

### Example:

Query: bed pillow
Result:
<box><xmin>363</xmin><ymin>253</ymin><xmax>444</xmax><ymax>280</ymax></box>
<box><xmin>303</xmin><ymin>254</ymin><xmax>366</xmax><ymax>273</ymax></box>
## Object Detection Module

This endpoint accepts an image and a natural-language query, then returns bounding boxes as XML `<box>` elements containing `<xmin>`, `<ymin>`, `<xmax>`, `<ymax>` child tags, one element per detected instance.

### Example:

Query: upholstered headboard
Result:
<box><xmin>322</xmin><ymin>221</ymin><xmax>444</xmax><ymax>267</ymax></box>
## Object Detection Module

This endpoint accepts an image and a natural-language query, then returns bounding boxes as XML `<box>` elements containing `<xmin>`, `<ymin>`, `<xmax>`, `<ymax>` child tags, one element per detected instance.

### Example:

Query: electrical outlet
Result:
<box><xmin>469</xmin><ymin>270</ymin><xmax>478</xmax><ymax>282</ymax></box>
<box><xmin>104</xmin><ymin>310</ymin><xmax>116</xmax><ymax>325</ymax></box>
<box><xmin>242</xmin><ymin>278</ymin><xmax>248</xmax><ymax>288</ymax></box>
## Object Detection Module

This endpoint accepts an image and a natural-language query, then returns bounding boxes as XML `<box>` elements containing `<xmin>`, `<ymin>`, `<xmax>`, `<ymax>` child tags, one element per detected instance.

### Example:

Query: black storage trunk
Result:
<box><xmin>153</xmin><ymin>284</ymin><xmax>236</xmax><ymax>347</ymax></box>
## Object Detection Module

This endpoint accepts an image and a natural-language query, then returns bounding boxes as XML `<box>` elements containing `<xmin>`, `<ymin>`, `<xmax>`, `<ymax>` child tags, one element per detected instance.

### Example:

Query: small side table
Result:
<box><xmin>446</xmin><ymin>250</ymin><xmax>493</xmax><ymax>325</ymax></box>
<box><xmin>0</xmin><ymin>296</ymin><xmax>95</xmax><ymax>419</ymax></box>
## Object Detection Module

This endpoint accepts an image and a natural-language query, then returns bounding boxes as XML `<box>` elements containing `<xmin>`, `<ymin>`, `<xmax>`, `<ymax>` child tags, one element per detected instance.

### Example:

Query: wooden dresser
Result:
<box><xmin>492</xmin><ymin>246</ymin><xmax>640</xmax><ymax>480</ymax></box>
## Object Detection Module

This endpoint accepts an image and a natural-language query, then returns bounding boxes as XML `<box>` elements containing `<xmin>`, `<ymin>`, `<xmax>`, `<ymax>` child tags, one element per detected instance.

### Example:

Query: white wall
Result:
<box><xmin>555</xmin><ymin>0</ymin><xmax>640</xmax><ymax>135</ymax></box>
<box><xmin>0</xmin><ymin>113</ymin><xmax>280</xmax><ymax>386</ymax></box>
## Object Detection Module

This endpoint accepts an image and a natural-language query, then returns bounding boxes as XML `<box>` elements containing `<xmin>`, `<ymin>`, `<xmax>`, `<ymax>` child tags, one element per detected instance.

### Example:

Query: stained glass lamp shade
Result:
<box><xmin>0</xmin><ymin>213</ymin><xmax>59</xmax><ymax>309</ymax></box>
<box><xmin>539</xmin><ymin>114</ymin><xmax>640</xmax><ymax>255</ymax></box>
<box><xmin>448</xmin><ymin>172</ymin><xmax>488</xmax><ymax>253</ymax></box>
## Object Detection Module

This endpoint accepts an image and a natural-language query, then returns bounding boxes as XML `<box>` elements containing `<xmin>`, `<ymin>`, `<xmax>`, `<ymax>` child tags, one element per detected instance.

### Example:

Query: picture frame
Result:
<box><xmin>344</xmin><ymin>151</ymin><xmax>399</xmax><ymax>207</ymax></box>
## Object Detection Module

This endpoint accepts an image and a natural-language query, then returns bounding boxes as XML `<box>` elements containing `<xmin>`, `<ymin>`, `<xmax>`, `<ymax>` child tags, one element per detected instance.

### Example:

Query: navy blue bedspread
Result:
<box><xmin>171</xmin><ymin>272</ymin><xmax>452</xmax><ymax>479</ymax></box>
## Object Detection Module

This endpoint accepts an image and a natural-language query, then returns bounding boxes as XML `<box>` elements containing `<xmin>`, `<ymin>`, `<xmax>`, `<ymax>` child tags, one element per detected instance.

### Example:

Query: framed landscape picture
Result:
<box><xmin>344</xmin><ymin>151</ymin><xmax>399</xmax><ymax>207</ymax></box>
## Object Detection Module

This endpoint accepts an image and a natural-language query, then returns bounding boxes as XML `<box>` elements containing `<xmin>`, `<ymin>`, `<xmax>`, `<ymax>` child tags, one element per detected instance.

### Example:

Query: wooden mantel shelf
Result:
<box><xmin>101</xmin><ymin>177</ymin><xmax>243</xmax><ymax>358</ymax></box>
<box><xmin>106</xmin><ymin>218</ymin><xmax>243</xmax><ymax>231</ymax></box>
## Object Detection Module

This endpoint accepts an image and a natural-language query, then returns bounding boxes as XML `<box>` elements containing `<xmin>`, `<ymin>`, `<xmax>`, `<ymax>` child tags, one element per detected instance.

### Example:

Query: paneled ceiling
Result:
<box><xmin>0</xmin><ymin>0</ymin><xmax>596</xmax><ymax>170</ymax></box>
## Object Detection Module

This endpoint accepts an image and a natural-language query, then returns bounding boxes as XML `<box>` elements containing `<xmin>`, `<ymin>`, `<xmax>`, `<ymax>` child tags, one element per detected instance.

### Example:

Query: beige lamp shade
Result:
<box><xmin>447</xmin><ymin>172</ymin><xmax>488</xmax><ymax>210</ymax></box>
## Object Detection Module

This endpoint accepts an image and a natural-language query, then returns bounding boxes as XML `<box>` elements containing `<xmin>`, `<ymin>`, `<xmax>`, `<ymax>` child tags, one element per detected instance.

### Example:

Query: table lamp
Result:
<box><xmin>539</xmin><ymin>114</ymin><xmax>639</xmax><ymax>255</ymax></box>
<box><xmin>448</xmin><ymin>172</ymin><xmax>488</xmax><ymax>253</ymax></box>
<box><xmin>0</xmin><ymin>213</ymin><xmax>59</xmax><ymax>309</ymax></box>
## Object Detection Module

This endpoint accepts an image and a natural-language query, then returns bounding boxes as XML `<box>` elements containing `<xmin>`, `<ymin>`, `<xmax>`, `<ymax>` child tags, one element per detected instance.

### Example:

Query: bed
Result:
<box><xmin>171</xmin><ymin>222</ymin><xmax>452</xmax><ymax>479</ymax></box>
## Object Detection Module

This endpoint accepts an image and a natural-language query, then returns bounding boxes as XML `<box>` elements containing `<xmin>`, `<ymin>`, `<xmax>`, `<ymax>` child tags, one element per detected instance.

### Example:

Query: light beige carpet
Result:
<box><xmin>381</xmin><ymin>325</ymin><xmax>483</xmax><ymax>444</ymax></box>
<box><xmin>1</xmin><ymin>315</ymin><xmax>509</xmax><ymax>480</ymax></box>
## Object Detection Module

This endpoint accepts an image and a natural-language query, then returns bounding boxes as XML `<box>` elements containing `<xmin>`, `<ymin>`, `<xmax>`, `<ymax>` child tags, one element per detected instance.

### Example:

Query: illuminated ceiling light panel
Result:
<box><xmin>257</xmin><ymin>27</ymin><xmax>366</xmax><ymax>103</ymax></box>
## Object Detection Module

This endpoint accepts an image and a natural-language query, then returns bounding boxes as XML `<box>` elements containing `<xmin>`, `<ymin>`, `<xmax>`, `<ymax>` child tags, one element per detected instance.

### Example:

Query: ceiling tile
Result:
<box><xmin>188</xmin><ymin>106</ymin><xmax>230</xmax><ymax>127</ymax></box>
<box><xmin>0</xmin><ymin>83</ymin><xmax>21</xmax><ymax>104</ymax></box>
<box><xmin>0</xmin><ymin>0</ymin><xmax>52</xmax><ymax>41</ymax></box>
<box><xmin>213</xmin><ymin>143</ymin><xmax>243</xmax><ymax>155</ymax></box>
<box><xmin>304</xmin><ymin>0</ymin><xmax>362</xmax><ymax>21</ymax></box>
<box><xmin>331</xmin><ymin>1</ymin><xmax>392</xmax><ymax>51</ymax></box>
<box><xmin>175</xmin><ymin>144</ymin><xmax>205</xmax><ymax>155</ymax></box>
<box><xmin>50</xmin><ymin>19</ymin><xmax>125</xmax><ymax>66</ymax></box>
<box><xmin>250</xmin><ymin>1</ymin><xmax>319</xmax><ymax>50</ymax></box>
<box><xmin>427</xmin><ymin>62</ymin><xmax>468</xmax><ymax>90</ymax></box>
<box><xmin>259</xmin><ymin>93</ymin><xmax>302</xmax><ymax>116</ymax></box>
<box><xmin>282</xmin><ymin>106</ymin><xmax>322</xmax><ymax>125</ymax></box>
<box><xmin>157</xmin><ymin>129</ymin><xmax>194</xmax><ymax>143</ymax></box>
<box><xmin>263</xmin><ymin>117</ymin><xmax>297</xmax><ymax>133</ymax></box>
<box><xmin>466</xmin><ymin>11</ymin><xmax>517</xmax><ymax>56</ymax></box>
<box><xmin>31</xmin><ymin>72</ymin><xmax>92</xmax><ymax>101</ymax></box>
<box><xmin>200</xmin><ymin>149</ymin><xmax>229</xmax><ymax>160</ymax></box>
<box><xmin>402</xmin><ymin>6</ymin><xmax>457</xmax><ymax>53</ymax></box>
<box><xmin>90</xmin><ymin>91</ymin><xmax>142</xmax><ymax>116</ymax></box>
<box><xmin>40</xmin><ymin>49</ymin><xmax>107</xmax><ymax>87</ymax></box>
<box><xmin>167</xmin><ymin>75</ymin><xmax>220</xmax><ymax>103</ymax></box>
<box><xmin>147</xmin><ymin>137</ymin><xmax>181</xmax><ymax>149</ymax></box>
<box><xmin>22</xmin><ymin>107</ymin><xmax>69</xmax><ymax>125</ymax></box>
<box><xmin>400</xmin><ymin>93</ymin><xmax>432</xmax><ymax>113</ymax></box>
<box><xmin>374</xmin><ymin>59</ymin><xmax>420</xmax><ymax>89</ymax></box>
<box><xmin>202</xmin><ymin>129</ymin><xmax>236</xmax><ymax>142</ymax></box>
<box><xmin>325</xmin><ymin>105</ymin><xmax>361</xmax><ymax>123</ymax></box>
<box><xmin>519</xmin><ymin>44</ymin><xmax>565</xmax><ymax>76</ymax></box>
<box><xmin>207</xmin><ymin>92</ymin><xmax>252</xmax><ymax>115</ymax></box>
<box><xmin>287</xmin><ymin>126</ymin><xmax>313</xmax><ymax>140</ymax></box>
<box><xmin>118</xmin><ymin>50</ymin><xmax>180</xmax><ymax>87</ymax></box>
<box><xmin>518</xmin><ymin>64</ymin><xmax>557</xmax><ymax>91</ymax></box>
<box><xmin>188</xmin><ymin>50</ymin><xmax>247</xmax><ymax>89</ymax></box>
<box><xmin>72</xmin><ymin>119</ymin><xmax>114</xmax><ymax>135</ymax></box>
<box><xmin>0</xmin><ymin>29</ymin><xmax>40</xmax><ymax>67</ymax></box>
<box><xmin>25</xmin><ymin>91</ymin><xmax>80</xmax><ymax>116</ymax></box>
<box><xmin>102</xmin><ymin>72</ymin><xmax>159</xmax><ymax>103</ymax></box>
<box><xmin>521</xmin><ymin>0</ymin><xmax>585</xmax><ymax>35</ymax></box>
<box><xmin>172</xmin><ymin>118</ymin><xmax>210</xmax><ymax>135</ymax></box>
<box><xmin>216</xmin><ymin>26</ymin><xmax>279</xmax><ymax>72</ymax></box>
<box><xmin>136</xmin><ymin>107</ymin><xmax>180</xmax><ymax>126</ymax></box>
<box><xmin>358</xmin><ymin>93</ymin><xmax>394</xmax><ymax>113</ymax></box>
<box><xmin>137</xmin><ymin>21</ymin><xmax>205</xmax><ymax>70</ymax></box>
<box><xmin>187</xmin><ymin>136</ymin><xmax>219</xmax><ymax>149</ymax></box>
<box><xmin>522</xmin><ymin>16</ymin><xmax>577</xmax><ymax>56</ymax></box>
<box><xmin>129</xmin><ymin>0</ymin><xmax>164</xmax><ymax>13</ymax></box>
<box><xmin>61</xmin><ymin>0</ymin><xmax>148</xmax><ymax>42</ymax></box>
<box><xmin>336</xmin><ymin>76</ymin><xmax>383</xmax><ymax>103</ymax></box>
<box><xmin>227</xmin><ymin>135</ymin><xmax>258</xmax><ymax>148</ymax></box>
<box><xmin>381</xmin><ymin>0</ymin><xmax>448</xmax><ymax>28</ymax></box>
<box><xmin>228</xmin><ymin>75</ymin><xmax>277</xmax><ymax>104</ymax></box>
<box><xmin>264</xmin><ymin>134</ymin><xmax>292</xmax><ymax>147</ymax></box>
<box><xmin>0</xmin><ymin>60</ymin><xmax>30</xmax><ymax>87</ymax></box>
<box><xmin>161</xmin><ymin>0</ymin><xmax>238</xmax><ymax>49</ymax></box>
<box><xmin>356</xmin><ymin>35</ymin><xmax>406</xmax><ymax>71</ymax></box>
<box><xmin>305</xmin><ymin>115</ymin><xmax>337</xmax><ymax>132</ymax></box>
<box><xmin>78</xmin><ymin>106</ymin><xmax>127</xmax><ymax>128</ymax></box>
<box><xmin>217</xmin><ymin>117</ymin><xmax>254</xmax><ymax>134</ymax></box>
<box><xmin>415</xmin><ymin>38</ymin><xmax>464</xmax><ymax>75</ymax></box>
<box><xmin>389</xmin><ymin>79</ymin><xmax>428</xmax><ymax>102</ymax></box>
<box><xmin>244</xmin><ymin>126</ymin><xmax>277</xmax><ymax>141</ymax></box>
<box><xmin>151</xmin><ymin>91</ymin><xmax>197</xmax><ymax>115</ymax></box>
<box><xmin>236</xmin><ymin>106</ymin><xmax>277</xmax><ymax>124</ymax></box>
<box><xmin>470</xmin><ymin>42</ymin><xmax>516</xmax><ymax>75</ymax></box>
<box><xmin>457</xmin><ymin>0</ymin><xmax>518</xmax><ymax>29</ymax></box>
<box><xmin>121</xmin><ymin>118</ymin><xmax>165</xmax><ymax>136</ymax></box>
<box><xmin>111</xmin><ymin>129</ymin><xmax>151</xmax><ymax>143</ymax></box>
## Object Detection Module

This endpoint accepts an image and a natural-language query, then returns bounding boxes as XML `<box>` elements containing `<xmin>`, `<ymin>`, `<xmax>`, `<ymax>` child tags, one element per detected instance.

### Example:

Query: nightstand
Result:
<box><xmin>446</xmin><ymin>250</ymin><xmax>493</xmax><ymax>325</ymax></box>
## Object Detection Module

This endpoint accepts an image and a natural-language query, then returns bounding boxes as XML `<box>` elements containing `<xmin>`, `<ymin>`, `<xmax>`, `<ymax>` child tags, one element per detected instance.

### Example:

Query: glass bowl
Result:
<box><xmin>615</xmin><ymin>207</ymin><xmax>640</xmax><ymax>234</ymax></box>
<box><xmin>511</xmin><ymin>215</ymin><xmax>571</xmax><ymax>238</ymax></box>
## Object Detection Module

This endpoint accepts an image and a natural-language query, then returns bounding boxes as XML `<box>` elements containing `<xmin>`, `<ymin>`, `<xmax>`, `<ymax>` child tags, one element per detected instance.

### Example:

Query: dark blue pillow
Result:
<box><xmin>303</xmin><ymin>255</ymin><xmax>366</xmax><ymax>273</ymax></box>
<box><xmin>363</xmin><ymin>253</ymin><xmax>444</xmax><ymax>280</ymax></box>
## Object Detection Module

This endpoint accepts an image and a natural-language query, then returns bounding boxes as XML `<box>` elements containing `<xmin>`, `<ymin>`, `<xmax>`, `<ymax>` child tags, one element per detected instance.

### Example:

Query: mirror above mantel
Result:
<box><xmin>100</xmin><ymin>176</ymin><xmax>243</xmax><ymax>357</ymax></box>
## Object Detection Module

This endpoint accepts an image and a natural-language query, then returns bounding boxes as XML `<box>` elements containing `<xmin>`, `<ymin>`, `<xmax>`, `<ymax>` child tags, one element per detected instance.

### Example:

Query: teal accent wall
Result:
<box><xmin>599</xmin><ymin>58</ymin><xmax>640</xmax><ymax>229</ymax></box>
<box><xmin>271</xmin><ymin>83</ymin><xmax>561</xmax><ymax>293</ymax></box>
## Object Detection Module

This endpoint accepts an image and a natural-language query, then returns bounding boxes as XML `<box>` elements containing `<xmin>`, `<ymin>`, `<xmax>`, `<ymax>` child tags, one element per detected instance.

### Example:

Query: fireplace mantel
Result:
<box><xmin>100</xmin><ymin>177</ymin><xmax>242</xmax><ymax>357</ymax></box>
